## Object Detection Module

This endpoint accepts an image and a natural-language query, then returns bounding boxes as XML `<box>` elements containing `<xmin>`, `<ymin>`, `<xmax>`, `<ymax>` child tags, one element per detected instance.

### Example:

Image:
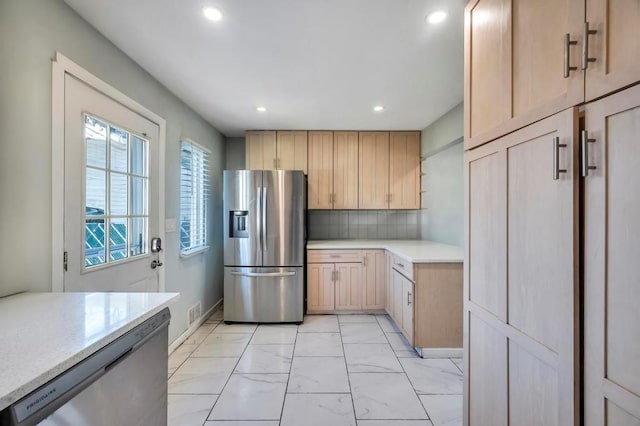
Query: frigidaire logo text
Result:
<box><xmin>27</xmin><ymin>388</ymin><xmax>56</xmax><ymax>411</ymax></box>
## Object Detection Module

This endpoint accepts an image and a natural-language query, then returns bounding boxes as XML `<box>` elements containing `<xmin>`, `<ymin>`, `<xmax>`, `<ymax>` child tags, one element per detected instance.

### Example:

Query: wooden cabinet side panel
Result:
<box><xmin>333</xmin><ymin>132</ymin><xmax>359</xmax><ymax>209</ymax></box>
<box><xmin>586</xmin><ymin>0</ymin><xmax>640</xmax><ymax>101</ymax></box>
<box><xmin>414</xmin><ymin>263</ymin><xmax>463</xmax><ymax>349</ymax></box>
<box><xmin>359</xmin><ymin>132</ymin><xmax>390</xmax><ymax>209</ymax></box>
<box><xmin>389</xmin><ymin>132</ymin><xmax>421</xmax><ymax>209</ymax></box>
<box><xmin>308</xmin><ymin>131</ymin><xmax>334</xmax><ymax>209</ymax></box>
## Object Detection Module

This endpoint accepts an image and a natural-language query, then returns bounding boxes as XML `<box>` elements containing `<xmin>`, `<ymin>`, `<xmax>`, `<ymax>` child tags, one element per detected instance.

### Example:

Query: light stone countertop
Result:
<box><xmin>0</xmin><ymin>291</ymin><xmax>179</xmax><ymax>411</ymax></box>
<box><xmin>306</xmin><ymin>240</ymin><xmax>463</xmax><ymax>263</ymax></box>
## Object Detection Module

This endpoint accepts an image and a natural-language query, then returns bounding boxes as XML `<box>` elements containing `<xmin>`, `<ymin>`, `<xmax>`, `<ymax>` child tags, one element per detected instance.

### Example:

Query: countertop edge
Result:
<box><xmin>306</xmin><ymin>240</ymin><xmax>464</xmax><ymax>263</ymax></box>
<box><xmin>0</xmin><ymin>293</ymin><xmax>179</xmax><ymax>412</ymax></box>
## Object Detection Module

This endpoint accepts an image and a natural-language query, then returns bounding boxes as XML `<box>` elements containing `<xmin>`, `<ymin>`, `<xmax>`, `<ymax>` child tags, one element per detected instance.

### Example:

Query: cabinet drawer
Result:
<box><xmin>391</xmin><ymin>255</ymin><xmax>414</xmax><ymax>281</ymax></box>
<box><xmin>307</xmin><ymin>250</ymin><xmax>363</xmax><ymax>264</ymax></box>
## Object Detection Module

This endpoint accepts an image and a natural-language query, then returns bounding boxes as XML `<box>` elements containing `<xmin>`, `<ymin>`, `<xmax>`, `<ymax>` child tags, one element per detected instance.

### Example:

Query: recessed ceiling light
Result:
<box><xmin>203</xmin><ymin>7</ymin><xmax>222</xmax><ymax>22</ymax></box>
<box><xmin>373</xmin><ymin>105</ymin><xmax>385</xmax><ymax>112</ymax></box>
<box><xmin>256</xmin><ymin>106</ymin><xmax>267</xmax><ymax>112</ymax></box>
<box><xmin>426</xmin><ymin>10</ymin><xmax>447</xmax><ymax>24</ymax></box>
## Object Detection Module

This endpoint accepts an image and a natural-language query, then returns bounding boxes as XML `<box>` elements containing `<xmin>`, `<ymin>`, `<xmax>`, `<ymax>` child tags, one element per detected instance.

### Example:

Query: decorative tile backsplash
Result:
<box><xmin>308</xmin><ymin>210</ymin><xmax>420</xmax><ymax>240</ymax></box>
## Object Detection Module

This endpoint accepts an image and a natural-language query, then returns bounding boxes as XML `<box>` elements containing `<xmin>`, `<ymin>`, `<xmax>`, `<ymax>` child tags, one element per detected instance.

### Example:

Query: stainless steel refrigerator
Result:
<box><xmin>223</xmin><ymin>170</ymin><xmax>305</xmax><ymax>323</ymax></box>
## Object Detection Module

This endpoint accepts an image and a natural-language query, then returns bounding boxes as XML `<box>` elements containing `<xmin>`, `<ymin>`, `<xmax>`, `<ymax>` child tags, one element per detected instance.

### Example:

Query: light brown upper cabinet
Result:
<box><xmin>307</xmin><ymin>131</ymin><xmax>334</xmax><ymax>209</ymax></box>
<box><xmin>584</xmin><ymin>0</ymin><xmax>640</xmax><ymax>101</ymax></box>
<box><xmin>245</xmin><ymin>131</ymin><xmax>277</xmax><ymax>170</ymax></box>
<box><xmin>245</xmin><ymin>130</ymin><xmax>307</xmax><ymax>172</ymax></box>
<box><xmin>359</xmin><ymin>132</ymin><xmax>390</xmax><ymax>209</ymax></box>
<box><xmin>276</xmin><ymin>131</ymin><xmax>308</xmax><ymax>173</ymax></box>
<box><xmin>333</xmin><ymin>132</ymin><xmax>359</xmax><ymax>209</ymax></box>
<box><xmin>465</xmin><ymin>0</ymin><xmax>584</xmax><ymax>150</ymax></box>
<box><xmin>465</xmin><ymin>0</ymin><xmax>640</xmax><ymax>150</ymax></box>
<box><xmin>389</xmin><ymin>132</ymin><xmax>421</xmax><ymax>209</ymax></box>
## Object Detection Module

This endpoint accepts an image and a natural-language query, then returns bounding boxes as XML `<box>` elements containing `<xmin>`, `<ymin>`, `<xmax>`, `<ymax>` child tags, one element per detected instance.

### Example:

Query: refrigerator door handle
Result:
<box><xmin>256</xmin><ymin>186</ymin><xmax>262</xmax><ymax>252</ymax></box>
<box><xmin>262</xmin><ymin>186</ymin><xmax>268</xmax><ymax>252</ymax></box>
<box><xmin>231</xmin><ymin>271</ymin><xmax>296</xmax><ymax>277</ymax></box>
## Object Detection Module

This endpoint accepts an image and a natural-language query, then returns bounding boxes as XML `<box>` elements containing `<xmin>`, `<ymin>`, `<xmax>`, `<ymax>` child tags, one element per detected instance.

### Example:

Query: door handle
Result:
<box><xmin>257</xmin><ymin>187</ymin><xmax>262</xmax><ymax>251</ymax></box>
<box><xmin>553</xmin><ymin>137</ymin><xmax>568</xmax><ymax>180</ymax></box>
<box><xmin>231</xmin><ymin>271</ymin><xmax>296</xmax><ymax>277</ymax></box>
<box><xmin>581</xmin><ymin>130</ymin><xmax>597</xmax><ymax>177</ymax></box>
<box><xmin>563</xmin><ymin>33</ymin><xmax>578</xmax><ymax>78</ymax></box>
<box><xmin>582</xmin><ymin>21</ymin><xmax>597</xmax><ymax>70</ymax></box>
<box><xmin>262</xmin><ymin>187</ymin><xmax>267</xmax><ymax>251</ymax></box>
<box><xmin>150</xmin><ymin>260</ymin><xmax>163</xmax><ymax>269</ymax></box>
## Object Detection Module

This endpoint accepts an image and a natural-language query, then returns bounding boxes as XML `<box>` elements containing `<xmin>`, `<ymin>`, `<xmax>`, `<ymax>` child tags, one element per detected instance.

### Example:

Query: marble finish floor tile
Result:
<box><xmin>209</xmin><ymin>309</ymin><xmax>225</xmax><ymax>320</ymax></box>
<box><xmin>235</xmin><ymin>344</ymin><xmax>294</xmax><ymax>373</ymax></box>
<box><xmin>349</xmin><ymin>373</ymin><xmax>428</xmax><ymax>420</ymax></box>
<box><xmin>205</xmin><ymin>422</ymin><xmax>279</xmax><ymax>426</ymax></box>
<box><xmin>386</xmin><ymin>332</ymin><xmax>415</xmax><ymax>352</ymax></box>
<box><xmin>193</xmin><ymin>333</ymin><xmax>252</xmax><ymax>357</ymax></box>
<box><xmin>344</xmin><ymin>343</ymin><xmax>403</xmax><ymax>373</ymax></box>
<box><xmin>419</xmin><ymin>395</ymin><xmax>462</xmax><ymax>426</ymax></box>
<box><xmin>183</xmin><ymin>323</ymin><xmax>217</xmax><ymax>345</ymax></box>
<box><xmin>338</xmin><ymin>314</ymin><xmax>379</xmax><ymax>323</ymax></box>
<box><xmin>250</xmin><ymin>325</ymin><xmax>298</xmax><ymax>344</ymax></box>
<box><xmin>209</xmin><ymin>374</ymin><xmax>288</xmax><ymax>421</ymax></box>
<box><xmin>288</xmin><ymin>356</ymin><xmax>350</xmax><ymax>393</ymax></box>
<box><xmin>294</xmin><ymin>332</ymin><xmax>344</xmax><ymax>356</ymax></box>
<box><xmin>376</xmin><ymin>315</ymin><xmax>402</xmax><ymax>333</ymax></box>
<box><xmin>281</xmin><ymin>393</ymin><xmax>356</xmax><ymax>426</ymax></box>
<box><xmin>357</xmin><ymin>421</ymin><xmax>434</xmax><ymax>426</ymax></box>
<box><xmin>168</xmin><ymin>394</ymin><xmax>218</xmax><ymax>426</ymax></box>
<box><xmin>213</xmin><ymin>323</ymin><xmax>258</xmax><ymax>333</ymax></box>
<box><xmin>298</xmin><ymin>315</ymin><xmax>339</xmax><ymax>333</ymax></box>
<box><xmin>340</xmin><ymin>323</ymin><xmax>387</xmax><ymax>344</ymax></box>
<box><xmin>169</xmin><ymin>357</ymin><xmax>237</xmax><ymax>394</ymax></box>
<box><xmin>169</xmin><ymin>343</ymin><xmax>198</xmax><ymax>370</ymax></box>
<box><xmin>451</xmin><ymin>358</ymin><xmax>463</xmax><ymax>373</ymax></box>
<box><xmin>400</xmin><ymin>358</ymin><xmax>463</xmax><ymax>395</ymax></box>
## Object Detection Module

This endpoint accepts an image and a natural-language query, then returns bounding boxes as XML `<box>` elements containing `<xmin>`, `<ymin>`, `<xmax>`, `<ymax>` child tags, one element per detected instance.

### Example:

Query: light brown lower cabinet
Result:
<box><xmin>465</xmin><ymin>108</ymin><xmax>579</xmax><ymax>426</ymax></box>
<box><xmin>362</xmin><ymin>250</ymin><xmax>386</xmax><ymax>310</ymax></box>
<box><xmin>307</xmin><ymin>263</ymin><xmax>334</xmax><ymax>311</ymax></box>
<box><xmin>334</xmin><ymin>263</ymin><xmax>363</xmax><ymax>310</ymax></box>
<box><xmin>584</xmin><ymin>84</ymin><xmax>640</xmax><ymax>425</ymax></box>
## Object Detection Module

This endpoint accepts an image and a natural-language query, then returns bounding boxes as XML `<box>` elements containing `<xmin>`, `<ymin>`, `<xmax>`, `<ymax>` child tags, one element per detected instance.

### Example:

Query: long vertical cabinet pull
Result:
<box><xmin>582</xmin><ymin>22</ymin><xmax>597</xmax><ymax>70</ymax></box>
<box><xmin>581</xmin><ymin>130</ymin><xmax>597</xmax><ymax>177</ymax></box>
<box><xmin>553</xmin><ymin>136</ymin><xmax>568</xmax><ymax>180</ymax></box>
<box><xmin>564</xmin><ymin>34</ymin><xmax>578</xmax><ymax>78</ymax></box>
<box><xmin>257</xmin><ymin>187</ymin><xmax>262</xmax><ymax>251</ymax></box>
<box><xmin>262</xmin><ymin>187</ymin><xmax>268</xmax><ymax>252</ymax></box>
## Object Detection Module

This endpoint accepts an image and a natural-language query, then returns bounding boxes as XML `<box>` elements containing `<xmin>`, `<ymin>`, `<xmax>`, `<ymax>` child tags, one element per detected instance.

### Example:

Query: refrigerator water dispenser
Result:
<box><xmin>229</xmin><ymin>211</ymin><xmax>249</xmax><ymax>238</ymax></box>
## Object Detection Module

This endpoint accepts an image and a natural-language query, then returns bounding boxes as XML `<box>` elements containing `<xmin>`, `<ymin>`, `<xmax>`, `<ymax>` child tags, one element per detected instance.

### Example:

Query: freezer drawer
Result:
<box><xmin>224</xmin><ymin>267</ymin><xmax>303</xmax><ymax>323</ymax></box>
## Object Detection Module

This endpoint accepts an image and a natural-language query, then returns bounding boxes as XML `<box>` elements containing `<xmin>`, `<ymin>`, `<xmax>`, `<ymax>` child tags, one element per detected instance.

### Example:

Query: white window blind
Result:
<box><xmin>180</xmin><ymin>140</ymin><xmax>210</xmax><ymax>254</ymax></box>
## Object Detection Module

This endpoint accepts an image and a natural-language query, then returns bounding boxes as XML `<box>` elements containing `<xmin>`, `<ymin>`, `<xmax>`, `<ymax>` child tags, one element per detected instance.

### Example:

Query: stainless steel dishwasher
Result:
<box><xmin>0</xmin><ymin>308</ymin><xmax>170</xmax><ymax>426</ymax></box>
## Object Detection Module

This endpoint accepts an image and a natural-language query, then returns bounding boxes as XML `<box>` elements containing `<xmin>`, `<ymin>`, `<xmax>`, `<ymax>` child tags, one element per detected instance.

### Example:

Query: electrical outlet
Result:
<box><xmin>188</xmin><ymin>302</ymin><xmax>202</xmax><ymax>326</ymax></box>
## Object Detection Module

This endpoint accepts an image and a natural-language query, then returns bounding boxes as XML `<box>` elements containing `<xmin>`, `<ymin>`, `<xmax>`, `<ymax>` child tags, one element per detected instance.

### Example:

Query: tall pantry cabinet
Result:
<box><xmin>464</xmin><ymin>0</ymin><xmax>640</xmax><ymax>425</ymax></box>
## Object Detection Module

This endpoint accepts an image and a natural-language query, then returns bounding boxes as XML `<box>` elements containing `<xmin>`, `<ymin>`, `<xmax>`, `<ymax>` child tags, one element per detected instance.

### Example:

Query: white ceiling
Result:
<box><xmin>64</xmin><ymin>0</ymin><xmax>465</xmax><ymax>137</ymax></box>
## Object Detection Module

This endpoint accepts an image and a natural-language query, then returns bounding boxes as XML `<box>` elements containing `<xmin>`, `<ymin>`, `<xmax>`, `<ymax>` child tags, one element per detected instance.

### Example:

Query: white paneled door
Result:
<box><xmin>63</xmin><ymin>74</ymin><xmax>161</xmax><ymax>292</ymax></box>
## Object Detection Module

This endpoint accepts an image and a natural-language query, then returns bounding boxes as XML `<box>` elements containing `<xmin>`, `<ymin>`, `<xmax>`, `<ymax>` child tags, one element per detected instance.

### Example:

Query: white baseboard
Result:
<box><xmin>418</xmin><ymin>347</ymin><xmax>463</xmax><ymax>358</ymax></box>
<box><xmin>168</xmin><ymin>298</ymin><xmax>223</xmax><ymax>354</ymax></box>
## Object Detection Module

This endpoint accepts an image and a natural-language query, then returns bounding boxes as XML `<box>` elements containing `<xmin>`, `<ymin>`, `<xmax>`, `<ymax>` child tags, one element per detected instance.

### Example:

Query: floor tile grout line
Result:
<box><xmin>278</xmin><ymin>321</ymin><xmax>299</xmax><ymax>424</ymax></box>
<box><xmin>338</xmin><ymin>316</ymin><xmax>359</xmax><ymax>424</ymax></box>
<box><xmin>168</xmin><ymin>319</ymin><xmax>222</xmax><ymax>379</ymax></box>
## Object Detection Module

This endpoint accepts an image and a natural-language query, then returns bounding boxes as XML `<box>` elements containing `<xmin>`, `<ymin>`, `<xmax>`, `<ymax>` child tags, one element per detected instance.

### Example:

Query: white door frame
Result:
<box><xmin>52</xmin><ymin>52</ymin><xmax>166</xmax><ymax>292</ymax></box>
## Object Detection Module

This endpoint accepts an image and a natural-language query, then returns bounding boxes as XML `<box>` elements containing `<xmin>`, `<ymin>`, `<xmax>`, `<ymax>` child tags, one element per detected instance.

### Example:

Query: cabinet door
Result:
<box><xmin>246</xmin><ymin>131</ymin><xmax>277</xmax><ymax>170</ymax></box>
<box><xmin>392</xmin><ymin>270</ymin><xmax>404</xmax><ymax>326</ymax></box>
<box><xmin>335</xmin><ymin>263</ymin><xmax>362</xmax><ymax>311</ymax></box>
<box><xmin>307</xmin><ymin>263</ymin><xmax>335</xmax><ymax>311</ymax></box>
<box><xmin>585</xmin><ymin>0</ymin><xmax>640</xmax><ymax>101</ymax></box>
<box><xmin>359</xmin><ymin>132</ymin><xmax>390</xmax><ymax>209</ymax></box>
<box><xmin>362</xmin><ymin>250</ymin><xmax>386</xmax><ymax>310</ymax></box>
<box><xmin>464</xmin><ymin>108</ymin><xmax>578</xmax><ymax>426</ymax></box>
<box><xmin>307</xmin><ymin>131</ymin><xmax>334</xmax><ymax>209</ymax></box>
<box><xmin>333</xmin><ymin>132</ymin><xmax>359</xmax><ymax>209</ymax></box>
<box><xmin>465</xmin><ymin>0</ymin><xmax>584</xmax><ymax>150</ymax></box>
<box><xmin>401</xmin><ymin>277</ymin><xmax>414</xmax><ymax>345</ymax></box>
<box><xmin>584</xmin><ymin>85</ymin><xmax>640</xmax><ymax>425</ymax></box>
<box><xmin>277</xmin><ymin>131</ymin><xmax>308</xmax><ymax>173</ymax></box>
<box><xmin>385</xmin><ymin>252</ymin><xmax>393</xmax><ymax>314</ymax></box>
<box><xmin>389</xmin><ymin>132</ymin><xmax>421</xmax><ymax>209</ymax></box>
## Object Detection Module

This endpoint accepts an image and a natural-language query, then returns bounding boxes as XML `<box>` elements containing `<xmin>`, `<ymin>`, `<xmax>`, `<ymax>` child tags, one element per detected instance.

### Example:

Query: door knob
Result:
<box><xmin>151</xmin><ymin>260</ymin><xmax>164</xmax><ymax>269</ymax></box>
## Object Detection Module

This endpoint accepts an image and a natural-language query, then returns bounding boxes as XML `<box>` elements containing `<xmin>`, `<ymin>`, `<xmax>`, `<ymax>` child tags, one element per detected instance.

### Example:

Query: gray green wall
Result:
<box><xmin>419</xmin><ymin>103</ymin><xmax>464</xmax><ymax>246</ymax></box>
<box><xmin>225</xmin><ymin>137</ymin><xmax>246</xmax><ymax>170</ymax></box>
<box><xmin>0</xmin><ymin>0</ymin><xmax>225</xmax><ymax>343</ymax></box>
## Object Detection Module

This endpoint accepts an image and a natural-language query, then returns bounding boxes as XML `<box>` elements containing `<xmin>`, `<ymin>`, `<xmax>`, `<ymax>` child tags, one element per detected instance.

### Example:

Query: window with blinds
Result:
<box><xmin>179</xmin><ymin>140</ymin><xmax>210</xmax><ymax>255</ymax></box>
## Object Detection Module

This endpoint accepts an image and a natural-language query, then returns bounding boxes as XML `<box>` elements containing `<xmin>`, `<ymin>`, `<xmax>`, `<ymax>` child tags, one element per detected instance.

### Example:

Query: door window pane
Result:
<box><xmin>85</xmin><ymin>116</ymin><xmax>107</xmax><ymax>168</ymax></box>
<box><xmin>131</xmin><ymin>217</ymin><xmax>147</xmax><ymax>257</ymax></box>
<box><xmin>131</xmin><ymin>176</ymin><xmax>147</xmax><ymax>216</ymax></box>
<box><xmin>110</xmin><ymin>173</ymin><xmax>128</xmax><ymax>216</ymax></box>
<box><xmin>109</xmin><ymin>218</ymin><xmax>128</xmax><ymax>261</ymax></box>
<box><xmin>110</xmin><ymin>126</ymin><xmax>128</xmax><ymax>173</ymax></box>
<box><xmin>86</xmin><ymin>168</ymin><xmax>106</xmax><ymax>215</ymax></box>
<box><xmin>85</xmin><ymin>219</ymin><xmax>106</xmax><ymax>266</ymax></box>
<box><xmin>131</xmin><ymin>135</ymin><xmax>148</xmax><ymax>177</ymax></box>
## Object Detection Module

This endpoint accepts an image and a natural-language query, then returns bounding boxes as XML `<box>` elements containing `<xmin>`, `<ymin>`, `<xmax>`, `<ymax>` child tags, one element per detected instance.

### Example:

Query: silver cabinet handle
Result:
<box><xmin>363</xmin><ymin>255</ymin><xmax>367</xmax><ymax>267</ymax></box>
<box><xmin>563</xmin><ymin>33</ymin><xmax>578</xmax><ymax>78</ymax></box>
<box><xmin>582</xmin><ymin>21</ymin><xmax>597</xmax><ymax>70</ymax></box>
<box><xmin>581</xmin><ymin>130</ymin><xmax>597</xmax><ymax>177</ymax></box>
<box><xmin>231</xmin><ymin>271</ymin><xmax>296</xmax><ymax>277</ymax></box>
<box><xmin>553</xmin><ymin>137</ymin><xmax>568</xmax><ymax>180</ymax></box>
<box><xmin>407</xmin><ymin>292</ymin><xmax>412</xmax><ymax>306</ymax></box>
